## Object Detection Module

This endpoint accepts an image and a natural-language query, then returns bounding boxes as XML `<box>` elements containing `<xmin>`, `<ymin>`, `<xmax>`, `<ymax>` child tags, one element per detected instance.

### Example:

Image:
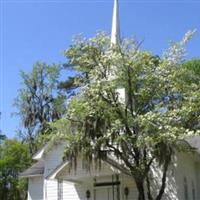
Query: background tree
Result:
<box><xmin>0</xmin><ymin>112</ymin><xmax>6</xmax><ymax>143</ymax></box>
<box><xmin>14</xmin><ymin>62</ymin><xmax>66</xmax><ymax>154</ymax></box>
<box><xmin>0</xmin><ymin>134</ymin><xmax>6</xmax><ymax>143</ymax></box>
<box><xmin>50</xmin><ymin>31</ymin><xmax>199</xmax><ymax>200</ymax></box>
<box><xmin>0</xmin><ymin>139</ymin><xmax>31</xmax><ymax>200</ymax></box>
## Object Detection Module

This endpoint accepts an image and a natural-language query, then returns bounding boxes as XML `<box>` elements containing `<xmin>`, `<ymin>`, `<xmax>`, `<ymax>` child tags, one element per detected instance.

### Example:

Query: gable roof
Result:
<box><xmin>47</xmin><ymin>155</ymin><xmax>130</xmax><ymax>181</ymax></box>
<box><xmin>32</xmin><ymin>143</ymin><xmax>49</xmax><ymax>160</ymax></box>
<box><xmin>47</xmin><ymin>160</ymin><xmax>69</xmax><ymax>179</ymax></box>
<box><xmin>19</xmin><ymin>160</ymin><xmax>44</xmax><ymax>178</ymax></box>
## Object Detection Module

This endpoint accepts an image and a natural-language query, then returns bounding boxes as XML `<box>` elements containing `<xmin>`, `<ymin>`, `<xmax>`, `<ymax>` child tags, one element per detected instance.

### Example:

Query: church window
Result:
<box><xmin>184</xmin><ymin>177</ymin><xmax>188</xmax><ymax>200</ymax></box>
<box><xmin>192</xmin><ymin>181</ymin><xmax>196</xmax><ymax>200</ymax></box>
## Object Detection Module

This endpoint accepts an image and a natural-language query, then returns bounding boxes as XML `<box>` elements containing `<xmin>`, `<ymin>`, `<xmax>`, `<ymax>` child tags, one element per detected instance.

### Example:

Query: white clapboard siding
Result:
<box><xmin>45</xmin><ymin>179</ymin><xmax>58</xmax><ymax>200</ymax></box>
<box><xmin>28</xmin><ymin>177</ymin><xmax>43</xmax><ymax>200</ymax></box>
<box><xmin>63</xmin><ymin>181</ymin><xmax>92</xmax><ymax>200</ymax></box>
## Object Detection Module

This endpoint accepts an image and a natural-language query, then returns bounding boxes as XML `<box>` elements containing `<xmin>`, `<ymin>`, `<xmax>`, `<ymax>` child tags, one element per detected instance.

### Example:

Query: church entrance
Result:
<box><xmin>93</xmin><ymin>175</ymin><xmax>120</xmax><ymax>200</ymax></box>
<box><xmin>95</xmin><ymin>186</ymin><xmax>119</xmax><ymax>200</ymax></box>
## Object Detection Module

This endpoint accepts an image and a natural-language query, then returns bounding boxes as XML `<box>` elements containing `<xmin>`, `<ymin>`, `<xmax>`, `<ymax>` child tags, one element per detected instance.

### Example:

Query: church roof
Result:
<box><xmin>19</xmin><ymin>160</ymin><xmax>44</xmax><ymax>178</ymax></box>
<box><xmin>32</xmin><ymin>143</ymin><xmax>49</xmax><ymax>160</ymax></box>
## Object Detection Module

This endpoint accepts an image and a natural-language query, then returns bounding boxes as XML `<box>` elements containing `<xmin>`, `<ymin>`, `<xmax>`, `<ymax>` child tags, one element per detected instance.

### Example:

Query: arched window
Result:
<box><xmin>192</xmin><ymin>181</ymin><xmax>196</xmax><ymax>200</ymax></box>
<box><xmin>184</xmin><ymin>177</ymin><xmax>188</xmax><ymax>200</ymax></box>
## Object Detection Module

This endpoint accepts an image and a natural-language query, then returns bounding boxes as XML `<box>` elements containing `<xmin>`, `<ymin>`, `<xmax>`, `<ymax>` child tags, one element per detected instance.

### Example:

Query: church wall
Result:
<box><xmin>57</xmin><ymin>153</ymin><xmax>200</xmax><ymax>200</ymax></box>
<box><xmin>28</xmin><ymin>176</ymin><xmax>43</xmax><ymax>200</ymax></box>
<box><xmin>120</xmin><ymin>174</ymin><xmax>138</xmax><ymax>200</ymax></box>
<box><xmin>26</xmin><ymin>142</ymin><xmax>200</xmax><ymax>200</ymax></box>
<box><xmin>194</xmin><ymin>161</ymin><xmax>200</xmax><ymax>200</ymax></box>
<box><xmin>45</xmin><ymin>179</ymin><xmax>58</xmax><ymax>200</ymax></box>
<box><xmin>173</xmin><ymin>152</ymin><xmax>200</xmax><ymax>200</ymax></box>
<box><xmin>62</xmin><ymin>181</ymin><xmax>93</xmax><ymax>200</ymax></box>
<box><xmin>149</xmin><ymin>151</ymin><xmax>200</xmax><ymax>200</ymax></box>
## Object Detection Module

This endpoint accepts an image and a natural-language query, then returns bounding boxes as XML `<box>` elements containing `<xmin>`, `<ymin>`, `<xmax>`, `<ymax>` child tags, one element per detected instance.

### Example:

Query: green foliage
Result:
<box><xmin>0</xmin><ymin>139</ymin><xmax>31</xmax><ymax>200</ymax></box>
<box><xmin>183</xmin><ymin>59</ymin><xmax>200</xmax><ymax>75</ymax></box>
<box><xmin>58</xmin><ymin>76</ymin><xmax>79</xmax><ymax>96</ymax></box>
<box><xmin>14</xmin><ymin>62</ymin><xmax>66</xmax><ymax>154</ymax></box>
<box><xmin>171</xmin><ymin>59</ymin><xmax>200</xmax><ymax>131</ymax></box>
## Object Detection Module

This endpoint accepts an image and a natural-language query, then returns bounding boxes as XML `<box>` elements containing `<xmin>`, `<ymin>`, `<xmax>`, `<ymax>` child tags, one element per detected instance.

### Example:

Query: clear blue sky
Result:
<box><xmin>0</xmin><ymin>0</ymin><xmax>200</xmax><ymax>138</ymax></box>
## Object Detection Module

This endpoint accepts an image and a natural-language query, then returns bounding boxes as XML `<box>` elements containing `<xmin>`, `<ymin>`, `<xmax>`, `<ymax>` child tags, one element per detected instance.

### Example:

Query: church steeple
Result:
<box><xmin>111</xmin><ymin>0</ymin><xmax>121</xmax><ymax>45</ymax></box>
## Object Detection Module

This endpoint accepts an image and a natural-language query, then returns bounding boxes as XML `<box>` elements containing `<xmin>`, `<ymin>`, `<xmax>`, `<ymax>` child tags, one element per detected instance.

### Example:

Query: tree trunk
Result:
<box><xmin>135</xmin><ymin>180</ymin><xmax>146</xmax><ymax>200</ymax></box>
<box><xmin>155</xmin><ymin>156</ymin><xmax>171</xmax><ymax>200</ymax></box>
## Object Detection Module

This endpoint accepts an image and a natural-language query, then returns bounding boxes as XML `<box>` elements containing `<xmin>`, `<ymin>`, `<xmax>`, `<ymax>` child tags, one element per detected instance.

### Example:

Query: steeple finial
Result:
<box><xmin>111</xmin><ymin>0</ymin><xmax>120</xmax><ymax>45</ymax></box>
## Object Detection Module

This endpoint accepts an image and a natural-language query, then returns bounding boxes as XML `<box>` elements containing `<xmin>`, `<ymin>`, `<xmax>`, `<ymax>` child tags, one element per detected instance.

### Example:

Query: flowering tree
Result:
<box><xmin>51</xmin><ymin>31</ymin><xmax>199</xmax><ymax>200</ymax></box>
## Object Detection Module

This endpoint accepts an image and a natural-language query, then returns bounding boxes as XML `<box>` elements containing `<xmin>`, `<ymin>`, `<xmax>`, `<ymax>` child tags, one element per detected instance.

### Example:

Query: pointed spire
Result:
<box><xmin>111</xmin><ymin>0</ymin><xmax>121</xmax><ymax>45</ymax></box>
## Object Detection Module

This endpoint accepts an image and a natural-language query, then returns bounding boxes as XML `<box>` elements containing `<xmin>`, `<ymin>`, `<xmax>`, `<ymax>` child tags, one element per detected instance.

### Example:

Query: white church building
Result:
<box><xmin>20</xmin><ymin>1</ymin><xmax>200</xmax><ymax>200</ymax></box>
<box><xmin>20</xmin><ymin>137</ymin><xmax>200</xmax><ymax>200</ymax></box>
